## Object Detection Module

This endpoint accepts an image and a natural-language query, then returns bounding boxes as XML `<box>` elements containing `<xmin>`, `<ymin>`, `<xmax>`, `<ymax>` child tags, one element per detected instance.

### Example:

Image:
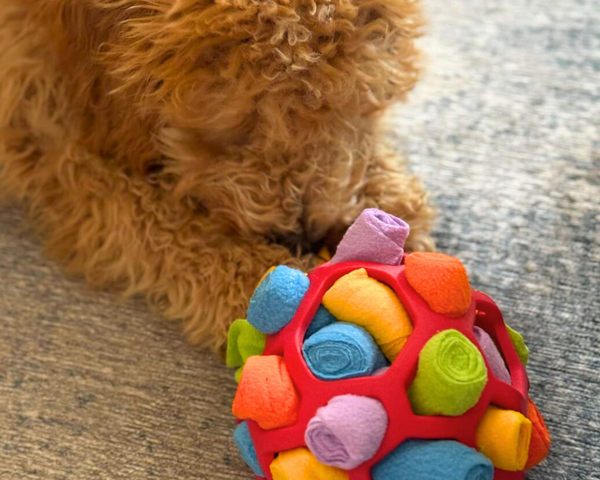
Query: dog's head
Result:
<box><xmin>76</xmin><ymin>0</ymin><xmax>423</xmax><ymax>151</ymax></box>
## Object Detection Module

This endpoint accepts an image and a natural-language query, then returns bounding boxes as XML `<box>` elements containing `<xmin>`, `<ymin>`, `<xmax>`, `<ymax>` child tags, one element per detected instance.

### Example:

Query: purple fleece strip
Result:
<box><xmin>473</xmin><ymin>326</ymin><xmax>511</xmax><ymax>384</ymax></box>
<box><xmin>305</xmin><ymin>394</ymin><xmax>388</xmax><ymax>470</ymax></box>
<box><xmin>330</xmin><ymin>209</ymin><xmax>410</xmax><ymax>266</ymax></box>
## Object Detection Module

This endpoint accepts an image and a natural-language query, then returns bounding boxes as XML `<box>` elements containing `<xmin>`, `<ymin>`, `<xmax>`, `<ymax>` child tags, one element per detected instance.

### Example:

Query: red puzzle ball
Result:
<box><xmin>227</xmin><ymin>209</ymin><xmax>550</xmax><ymax>480</ymax></box>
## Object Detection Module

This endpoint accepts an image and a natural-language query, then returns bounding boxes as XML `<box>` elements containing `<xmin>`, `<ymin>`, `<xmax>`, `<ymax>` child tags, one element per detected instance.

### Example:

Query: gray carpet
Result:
<box><xmin>1</xmin><ymin>0</ymin><xmax>598</xmax><ymax>478</ymax></box>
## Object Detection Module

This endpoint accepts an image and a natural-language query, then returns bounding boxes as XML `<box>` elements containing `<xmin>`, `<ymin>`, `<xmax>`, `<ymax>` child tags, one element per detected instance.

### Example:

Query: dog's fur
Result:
<box><xmin>0</xmin><ymin>0</ymin><xmax>434</xmax><ymax>352</ymax></box>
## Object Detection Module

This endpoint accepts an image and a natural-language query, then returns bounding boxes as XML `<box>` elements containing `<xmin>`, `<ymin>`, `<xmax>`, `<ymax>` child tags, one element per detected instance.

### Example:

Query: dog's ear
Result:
<box><xmin>19</xmin><ymin>1</ymin><xmax>167</xmax><ymax>173</ymax></box>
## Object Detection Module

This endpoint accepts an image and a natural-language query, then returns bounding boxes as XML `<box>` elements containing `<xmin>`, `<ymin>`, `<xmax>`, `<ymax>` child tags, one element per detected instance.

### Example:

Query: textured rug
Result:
<box><xmin>0</xmin><ymin>0</ymin><xmax>598</xmax><ymax>479</ymax></box>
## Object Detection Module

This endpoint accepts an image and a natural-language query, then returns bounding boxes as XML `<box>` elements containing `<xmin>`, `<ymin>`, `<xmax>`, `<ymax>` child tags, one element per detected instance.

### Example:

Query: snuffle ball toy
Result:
<box><xmin>227</xmin><ymin>209</ymin><xmax>551</xmax><ymax>480</ymax></box>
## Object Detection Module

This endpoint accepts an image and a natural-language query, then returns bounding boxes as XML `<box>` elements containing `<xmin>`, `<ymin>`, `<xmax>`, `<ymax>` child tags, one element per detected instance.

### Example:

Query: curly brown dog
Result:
<box><xmin>0</xmin><ymin>0</ymin><xmax>434</xmax><ymax>352</ymax></box>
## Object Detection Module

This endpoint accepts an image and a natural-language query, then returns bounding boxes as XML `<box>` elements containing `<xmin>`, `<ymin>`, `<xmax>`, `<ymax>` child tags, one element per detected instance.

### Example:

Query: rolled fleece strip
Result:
<box><xmin>506</xmin><ymin>325</ymin><xmax>530</xmax><ymax>365</ymax></box>
<box><xmin>473</xmin><ymin>326</ymin><xmax>511</xmax><ymax>384</ymax></box>
<box><xmin>322</xmin><ymin>268</ymin><xmax>413</xmax><ymax>361</ymax></box>
<box><xmin>232</xmin><ymin>355</ymin><xmax>300</xmax><ymax>431</ymax></box>
<box><xmin>476</xmin><ymin>406</ymin><xmax>532</xmax><ymax>471</ymax></box>
<box><xmin>404</xmin><ymin>252</ymin><xmax>472</xmax><ymax>318</ymax></box>
<box><xmin>226</xmin><ymin>318</ymin><xmax>266</xmax><ymax>383</ymax></box>
<box><xmin>305</xmin><ymin>395</ymin><xmax>388</xmax><ymax>469</ymax></box>
<box><xmin>226</xmin><ymin>319</ymin><xmax>266</xmax><ymax>368</ymax></box>
<box><xmin>302</xmin><ymin>323</ymin><xmax>388</xmax><ymax>381</ymax></box>
<box><xmin>270</xmin><ymin>447</ymin><xmax>349</xmax><ymax>480</ymax></box>
<box><xmin>247</xmin><ymin>266</ymin><xmax>310</xmax><ymax>334</ymax></box>
<box><xmin>317</xmin><ymin>246</ymin><xmax>332</xmax><ymax>265</ymax></box>
<box><xmin>408</xmin><ymin>329</ymin><xmax>488</xmax><ymax>416</ymax></box>
<box><xmin>372</xmin><ymin>440</ymin><xmax>494</xmax><ymax>480</ymax></box>
<box><xmin>525</xmin><ymin>399</ymin><xmax>551</xmax><ymax>469</ymax></box>
<box><xmin>233</xmin><ymin>421</ymin><xmax>264</xmax><ymax>477</ymax></box>
<box><xmin>257</xmin><ymin>266</ymin><xmax>276</xmax><ymax>287</ymax></box>
<box><xmin>330</xmin><ymin>209</ymin><xmax>409</xmax><ymax>266</ymax></box>
<box><xmin>304</xmin><ymin>305</ymin><xmax>337</xmax><ymax>338</ymax></box>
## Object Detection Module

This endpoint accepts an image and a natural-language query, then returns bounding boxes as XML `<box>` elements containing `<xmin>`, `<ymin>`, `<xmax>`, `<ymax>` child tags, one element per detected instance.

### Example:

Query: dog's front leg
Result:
<box><xmin>300</xmin><ymin>137</ymin><xmax>435</xmax><ymax>255</ymax></box>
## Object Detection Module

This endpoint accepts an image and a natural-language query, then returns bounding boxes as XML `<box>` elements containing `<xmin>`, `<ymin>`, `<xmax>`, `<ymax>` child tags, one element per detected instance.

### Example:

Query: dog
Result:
<box><xmin>0</xmin><ymin>0</ymin><xmax>434</xmax><ymax>352</ymax></box>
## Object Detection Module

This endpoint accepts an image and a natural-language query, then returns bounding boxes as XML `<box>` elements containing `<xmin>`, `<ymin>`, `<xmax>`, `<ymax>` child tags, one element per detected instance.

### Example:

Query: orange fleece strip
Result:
<box><xmin>525</xmin><ymin>399</ymin><xmax>551</xmax><ymax>469</ymax></box>
<box><xmin>405</xmin><ymin>252</ymin><xmax>471</xmax><ymax>318</ymax></box>
<box><xmin>232</xmin><ymin>355</ymin><xmax>300</xmax><ymax>430</ymax></box>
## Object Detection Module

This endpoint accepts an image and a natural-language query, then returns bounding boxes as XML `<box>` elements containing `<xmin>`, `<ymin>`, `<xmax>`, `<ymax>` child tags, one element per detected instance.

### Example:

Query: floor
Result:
<box><xmin>0</xmin><ymin>0</ymin><xmax>598</xmax><ymax>479</ymax></box>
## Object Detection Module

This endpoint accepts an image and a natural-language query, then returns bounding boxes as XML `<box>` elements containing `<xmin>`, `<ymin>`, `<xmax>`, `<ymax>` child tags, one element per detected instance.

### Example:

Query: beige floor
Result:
<box><xmin>0</xmin><ymin>205</ymin><xmax>243</xmax><ymax>479</ymax></box>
